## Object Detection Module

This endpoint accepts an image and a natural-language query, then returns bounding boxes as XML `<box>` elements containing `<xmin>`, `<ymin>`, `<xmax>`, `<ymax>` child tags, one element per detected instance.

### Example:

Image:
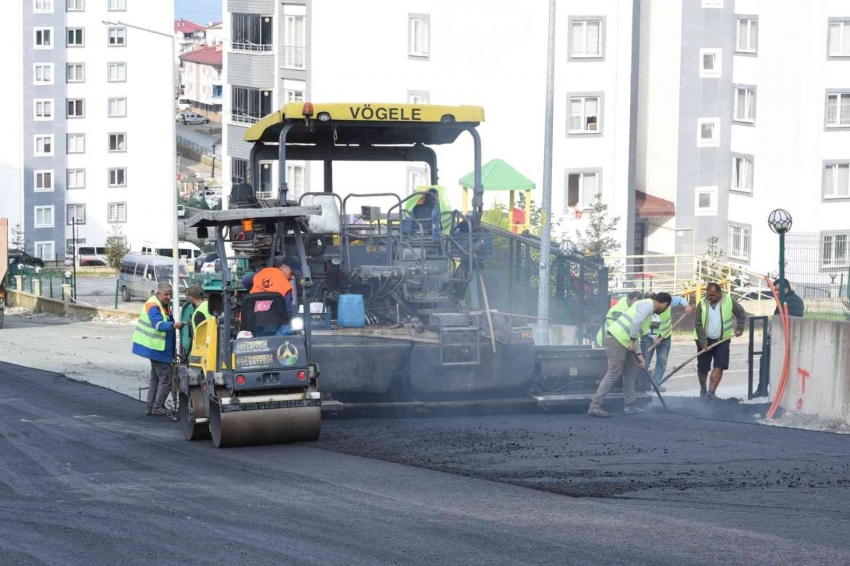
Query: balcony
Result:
<box><xmin>282</xmin><ymin>45</ymin><xmax>307</xmax><ymax>70</ymax></box>
<box><xmin>231</xmin><ymin>41</ymin><xmax>273</xmax><ymax>53</ymax></box>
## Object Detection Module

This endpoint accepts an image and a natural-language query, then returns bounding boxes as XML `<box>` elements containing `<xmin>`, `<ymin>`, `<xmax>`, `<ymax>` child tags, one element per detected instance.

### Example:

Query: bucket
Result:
<box><xmin>337</xmin><ymin>294</ymin><xmax>366</xmax><ymax>328</ymax></box>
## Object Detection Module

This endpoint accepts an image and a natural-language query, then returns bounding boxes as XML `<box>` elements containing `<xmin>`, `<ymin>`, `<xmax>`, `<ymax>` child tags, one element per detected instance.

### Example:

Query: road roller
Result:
<box><xmin>182</xmin><ymin>206</ymin><xmax>322</xmax><ymax>448</ymax></box>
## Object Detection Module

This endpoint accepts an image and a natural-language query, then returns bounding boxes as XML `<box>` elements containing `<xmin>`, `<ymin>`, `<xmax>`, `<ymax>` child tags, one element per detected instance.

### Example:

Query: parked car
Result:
<box><xmin>192</xmin><ymin>190</ymin><xmax>216</xmax><ymax>204</ymax></box>
<box><xmin>118</xmin><ymin>253</ymin><xmax>190</xmax><ymax>302</ymax></box>
<box><xmin>140</xmin><ymin>241</ymin><xmax>202</xmax><ymax>262</ymax></box>
<box><xmin>180</xmin><ymin>112</ymin><xmax>210</xmax><ymax>125</ymax></box>
<box><xmin>8</xmin><ymin>250</ymin><xmax>44</xmax><ymax>269</ymax></box>
<box><xmin>177</xmin><ymin>204</ymin><xmax>186</xmax><ymax>218</ymax></box>
<box><xmin>194</xmin><ymin>252</ymin><xmax>219</xmax><ymax>273</ymax></box>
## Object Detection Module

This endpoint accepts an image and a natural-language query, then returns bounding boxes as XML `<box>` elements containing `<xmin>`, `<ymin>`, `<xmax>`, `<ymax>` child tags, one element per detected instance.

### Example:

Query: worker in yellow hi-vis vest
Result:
<box><xmin>588</xmin><ymin>292</ymin><xmax>672</xmax><ymax>418</ymax></box>
<box><xmin>693</xmin><ymin>282</ymin><xmax>746</xmax><ymax>400</ymax></box>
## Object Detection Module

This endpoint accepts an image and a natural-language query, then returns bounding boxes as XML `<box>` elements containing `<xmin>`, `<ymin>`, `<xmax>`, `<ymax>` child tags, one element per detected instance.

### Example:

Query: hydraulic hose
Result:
<box><xmin>764</xmin><ymin>276</ymin><xmax>790</xmax><ymax>419</ymax></box>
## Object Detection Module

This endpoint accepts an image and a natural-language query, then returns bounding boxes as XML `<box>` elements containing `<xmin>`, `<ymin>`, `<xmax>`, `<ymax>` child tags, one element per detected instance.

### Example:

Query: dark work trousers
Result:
<box><xmin>146</xmin><ymin>360</ymin><xmax>173</xmax><ymax>411</ymax></box>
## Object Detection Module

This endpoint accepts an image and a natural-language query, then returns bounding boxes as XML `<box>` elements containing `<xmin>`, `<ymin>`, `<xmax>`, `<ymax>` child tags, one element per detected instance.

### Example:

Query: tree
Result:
<box><xmin>105</xmin><ymin>226</ymin><xmax>130</xmax><ymax>269</ymax></box>
<box><xmin>10</xmin><ymin>223</ymin><xmax>28</xmax><ymax>253</ymax></box>
<box><xmin>704</xmin><ymin>235</ymin><xmax>723</xmax><ymax>261</ymax></box>
<box><xmin>575</xmin><ymin>194</ymin><xmax>621</xmax><ymax>258</ymax></box>
<box><xmin>700</xmin><ymin>235</ymin><xmax>725</xmax><ymax>282</ymax></box>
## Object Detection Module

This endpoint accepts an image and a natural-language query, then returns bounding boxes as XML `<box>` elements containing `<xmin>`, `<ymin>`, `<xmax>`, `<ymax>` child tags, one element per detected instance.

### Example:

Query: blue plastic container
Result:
<box><xmin>337</xmin><ymin>294</ymin><xmax>366</xmax><ymax>328</ymax></box>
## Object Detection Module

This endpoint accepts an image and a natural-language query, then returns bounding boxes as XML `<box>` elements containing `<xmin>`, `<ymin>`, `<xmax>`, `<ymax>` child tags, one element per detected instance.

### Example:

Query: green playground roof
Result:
<box><xmin>458</xmin><ymin>158</ymin><xmax>536</xmax><ymax>191</ymax></box>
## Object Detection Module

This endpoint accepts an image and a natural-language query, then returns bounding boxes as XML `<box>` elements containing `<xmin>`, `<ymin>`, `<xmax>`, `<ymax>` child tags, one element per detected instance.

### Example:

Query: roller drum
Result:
<box><xmin>209</xmin><ymin>403</ymin><xmax>321</xmax><ymax>448</ymax></box>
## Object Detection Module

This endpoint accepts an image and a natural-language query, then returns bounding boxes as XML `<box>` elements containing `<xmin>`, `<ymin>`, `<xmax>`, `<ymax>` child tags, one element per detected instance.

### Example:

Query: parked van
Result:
<box><xmin>119</xmin><ymin>253</ymin><xmax>190</xmax><ymax>302</ymax></box>
<box><xmin>75</xmin><ymin>245</ymin><xmax>107</xmax><ymax>265</ymax></box>
<box><xmin>179</xmin><ymin>112</ymin><xmax>210</xmax><ymax>125</ymax></box>
<box><xmin>140</xmin><ymin>241</ymin><xmax>202</xmax><ymax>262</ymax></box>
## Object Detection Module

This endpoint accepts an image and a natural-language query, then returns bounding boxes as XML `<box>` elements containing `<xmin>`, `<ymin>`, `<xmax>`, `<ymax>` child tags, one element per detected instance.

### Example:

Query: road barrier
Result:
<box><xmin>769</xmin><ymin>316</ymin><xmax>850</xmax><ymax>421</ymax></box>
<box><xmin>6</xmin><ymin>288</ymin><xmax>138</xmax><ymax>321</ymax></box>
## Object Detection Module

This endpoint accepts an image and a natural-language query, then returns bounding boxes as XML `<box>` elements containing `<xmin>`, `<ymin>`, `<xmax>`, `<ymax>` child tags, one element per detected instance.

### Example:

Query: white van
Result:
<box><xmin>141</xmin><ymin>241</ymin><xmax>202</xmax><ymax>262</ymax></box>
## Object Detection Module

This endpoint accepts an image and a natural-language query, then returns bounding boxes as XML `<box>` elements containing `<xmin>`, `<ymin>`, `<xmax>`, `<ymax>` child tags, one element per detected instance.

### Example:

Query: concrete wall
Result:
<box><xmin>7</xmin><ymin>289</ymin><xmax>137</xmax><ymax>321</ymax></box>
<box><xmin>769</xmin><ymin>316</ymin><xmax>850</xmax><ymax>422</ymax></box>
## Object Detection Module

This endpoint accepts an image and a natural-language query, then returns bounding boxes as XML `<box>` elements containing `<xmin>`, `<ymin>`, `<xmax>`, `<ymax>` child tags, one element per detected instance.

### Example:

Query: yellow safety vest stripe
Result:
<box><xmin>608</xmin><ymin>299</ymin><xmax>654</xmax><ymax>349</ymax></box>
<box><xmin>133</xmin><ymin>297</ymin><xmax>168</xmax><ymax>351</ymax></box>
<box><xmin>692</xmin><ymin>295</ymin><xmax>734</xmax><ymax>340</ymax></box>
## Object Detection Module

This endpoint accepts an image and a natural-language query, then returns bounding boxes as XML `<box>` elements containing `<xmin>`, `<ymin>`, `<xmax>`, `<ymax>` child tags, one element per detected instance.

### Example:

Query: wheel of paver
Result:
<box><xmin>179</xmin><ymin>389</ymin><xmax>211</xmax><ymax>441</ymax></box>
<box><xmin>121</xmin><ymin>286</ymin><xmax>131</xmax><ymax>302</ymax></box>
<box><xmin>209</xmin><ymin>402</ymin><xmax>321</xmax><ymax>448</ymax></box>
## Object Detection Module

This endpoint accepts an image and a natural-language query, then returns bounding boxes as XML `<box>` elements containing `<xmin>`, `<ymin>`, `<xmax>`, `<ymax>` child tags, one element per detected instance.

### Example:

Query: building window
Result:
<box><xmin>826</xmin><ymin>92</ymin><xmax>850</xmax><ymax>129</ymax></box>
<box><xmin>569</xmin><ymin>18</ymin><xmax>603</xmax><ymax>59</ymax></box>
<box><xmin>34</xmin><ymin>170</ymin><xmax>54</xmax><ymax>192</ymax></box>
<box><xmin>728</xmin><ymin>224</ymin><xmax>751</xmax><ymax>261</ymax></box>
<box><xmin>108</xmin><ymin>0</ymin><xmax>126</xmax><ymax>11</ymax></box>
<box><xmin>68</xmin><ymin>169</ymin><xmax>86</xmax><ymax>189</ymax></box>
<box><xmin>34</xmin><ymin>99</ymin><xmax>54</xmax><ymax>121</ymax></box>
<box><xmin>34</xmin><ymin>28</ymin><xmax>53</xmax><ymax>49</ymax></box>
<box><xmin>108</xmin><ymin>202</ymin><xmax>127</xmax><ymax>223</ymax></box>
<box><xmin>697</xmin><ymin>118</ymin><xmax>720</xmax><ymax>147</ymax></box>
<box><xmin>569</xmin><ymin>94</ymin><xmax>602</xmax><ymax>134</ymax></box>
<box><xmin>702</xmin><ymin>0</ymin><xmax>723</xmax><ymax>7</ymax></box>
<box><xmin>67</xmin><ymin>27</ymin><xmax>84</xmax><ymax>47</ymax></box>
<box><xmin>108</xmin><ymin>62</ymin><xmax>127</xmax><ymax>82</ymax></box>
<box><xmin>35</xmin><ymin>206</ymin><xmax>54</xmax><ymax>228</ymax></box>
<box><xmin>736</xmin><ymin>17</ymin><xmax>758</xmax><ymax>54</ymax></box>
<box><xmin>67</xmin><ymin>63</ymin><xmax>85</xmax><ymax>83</ymax></box>
<box><xmin>34</xmin><ymin>135</ymin><xmax>54</xmax><ymax>156</ymax></box>
<box><xmin>231</xmin><ymin>158</ymin><xmax>248</xmax><ymax>185</ymax></box>
<box><xmin>109</xmin><ymin>133</ymin><xmax>127</xmax><ymax>152</ymax></box>
<box><xmin>733</xmin><ymin>86</ymin><xmax>756</xmax><ymax>124</ymax></box>
<box><xmin>109</xmin><ymin>97</ymin><xmax>127</xmax><ymax>117</ymax></box>
<box><xmin>694</xmin><ymin>186</ymin><xmax>718</xmax><ymax>216</ymax></box>
<box><xmin>67</xmin><ymin>204</ymin><xmax>86</xmax><ymax>225</ymax></box>
<box><xmin>283</xmin><ymin>11</ymin><xmax>307</xmax><ymax>69</ymax></box>
<box><xmin>67</xmin><ymin>134</ymin><xmax>85</xmax><ymax>154</ymax></box>
<box><xmin>566</xmin><ymin>171</ymin><xmax>600</xmax><ymax>210</ymax></box>
<box><xmin>283</xmin><ymin>79</ymin><xmax>306</xmax><ymax>103</ymax></box>
<box><xmin>231</xmin><ymin>14</ymin><xmax>273</xmax><ymax>52</ymax></box>
<box><xmin>34</xmin><ymin>63</ymin><xmax>54</xmax><ymax>85</ymax></box>
<box><xmin>109</xmin><ymin>168</ymin><xmax>127</xmax><ymax>187</ymax></box>
<box><xmin>731</xmin><ymin>155</ymin><xmax>754</xmax><ymax>194</ymax></box>
<box><xmin>231</xmin><ymin>87</ymin><xmax>272</xmax><ymax>124</ymax></box>
<box><xmin>67</xmin><ymin>99</ymin><xmax>84</xmax><ymax>118</ymax></box>
<box><xmin>823</xmin><ymin>162</ymin><xmax>850</xmax><ymax>200</ymax></box>
<box><xmin>408</xmin><ymin>14</ymin><xmax>430</xmax><ymax>59</ymax></box>
<box><xmin>699</xmin><ymin>48</ymin><xmax>722</xmax><ymax>78</ymax></box>
<box><xmin>407</xmin><ymin>166</ymin><xmax>429</xmax><ymax>196</ymax></box>
<box><xmin>67</xmin><ymin>0</ymin><xmax>84</xmax><ymax>11</ymax></box>
<box><xmin>828</xmin><ymin>19</ymin><xmax>850</xmax><ymax>58</ymax></box>
<box><xmin>35</xmin><ymin>241</ymin><xmax>55</xmax><ymax>261</ymax></box>
<box><xmin>34</xmin><ymin>0</ymin><xmax>53</xmax><ymax>13</ymax></box>
<box><xmin>286</xmin><ymin>163</ymin><xmax>306</xmax><ymax>198</ymax></box>
<box><xmin>108</xmin><ymin>27</ymin><xmax>126</xmax><ymax>46</ymax></box>
<box><xmin>408</xmin><ymin>90</ymin><xmax>430</xmax><ymax>104</ymax></box>
<box><xmin>822</xmin><ymin>232</ymin><xmax>850</xmax><ymax>269</ymax></box>
<box><xmin>256</xmin><ymin>162</ymin><xmax>273</xmax><ymax>198</ymax></box>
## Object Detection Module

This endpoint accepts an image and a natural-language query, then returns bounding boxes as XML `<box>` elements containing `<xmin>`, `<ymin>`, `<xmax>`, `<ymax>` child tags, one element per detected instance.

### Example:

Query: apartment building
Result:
<box><xmin>222</xmin><ymin>0</ymin><xmax>639</xmax><ymax>254</ymax></box>
<box><xmin>638</xmin><ymin>0</ymin><xmax>850</xmax><ymax>275</ymax></box>
<box><xmin>0</xmin><ymin>0</ymin><xmax>173</xmax><ymax>260</ymax></box>
<box><xmin>180</xmin><ymin>46</ymin><xmax>223</xmax><ymax>121</ymax></box>
<box><xmin>174</xmin><ymin>18</ymin><xmax>206</xmax><ymax>55</ymax></box>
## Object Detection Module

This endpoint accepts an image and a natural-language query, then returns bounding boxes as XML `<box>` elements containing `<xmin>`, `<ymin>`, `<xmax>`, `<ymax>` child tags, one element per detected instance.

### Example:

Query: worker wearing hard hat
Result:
<box><xmin>589</xmin><ymin>292</ymin><xmax>672</xmax><ymax>418</ymax></box>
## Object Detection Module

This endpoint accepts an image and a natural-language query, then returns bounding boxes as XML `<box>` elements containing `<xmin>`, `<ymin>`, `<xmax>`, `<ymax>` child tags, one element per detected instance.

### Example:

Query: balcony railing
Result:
<box><xmin>231</xmin><ymin>113</ymin><xmax>260</xmax><ymax>125</ymax></box>
<box><xmin>231</xmin><ymin>41</ymin><xmax>273</xmax><ymax>53</ymax></box>
<box><xmin>282</xmin><ymin>45</ymin><xmax>307</xmax><ymax>70</ymax></box>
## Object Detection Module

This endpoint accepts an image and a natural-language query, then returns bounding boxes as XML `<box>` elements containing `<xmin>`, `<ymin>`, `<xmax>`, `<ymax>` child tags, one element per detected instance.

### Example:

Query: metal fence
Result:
<box><xmin>785</xmin><ymin>232</ymin><xmax>850</xmax><ymax>321</ymax></box>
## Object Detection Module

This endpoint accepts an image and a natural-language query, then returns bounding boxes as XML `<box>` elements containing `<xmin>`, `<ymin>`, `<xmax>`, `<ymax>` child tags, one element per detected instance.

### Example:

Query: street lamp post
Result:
<box><xmin>71</xmin><ymin>217</ymin><xmax>79</xmax><ymax>300</ymax></box>
<box><xmin>767</xmin><ymin>209</ymin><xmax>793</xmax><ymax>308</ymax></box>
<box><xmin>102</xmin><ymin>18</ymin><xmax>181</xmax><ymax>340</ymax></box>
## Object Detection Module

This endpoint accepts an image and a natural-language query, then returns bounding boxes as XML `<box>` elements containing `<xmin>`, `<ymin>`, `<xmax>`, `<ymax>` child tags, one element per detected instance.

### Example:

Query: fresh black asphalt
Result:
<box><xmin>1</xmin><ymin>362</ymin><xmax>849</xmax><ymax>565</ymax></box>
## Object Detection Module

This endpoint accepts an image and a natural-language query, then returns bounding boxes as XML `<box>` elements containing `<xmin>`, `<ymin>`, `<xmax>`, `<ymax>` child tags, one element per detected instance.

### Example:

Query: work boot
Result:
<box><xmin>704</xmin><ymin>391</ymin><xmax>718</xmax><ymax>401</ymax></box>
<box><xmin>587</xmin><ymin>406</ymin><xmax>611</xmax><ymax>418</ymax></box>
<box><xmin>623</xmin><ymin>404</ymin><xmax>646</xmax><ymax>415</ymax></box>
<box><xmin>699</xmin><ymin>388</ymin><xmax>708</xmax><ymax>398</ymax></box>
<box><xmin>147</xmin><ymin>407</ymin><xmax>169</xmax><ymax>416</ymax></box>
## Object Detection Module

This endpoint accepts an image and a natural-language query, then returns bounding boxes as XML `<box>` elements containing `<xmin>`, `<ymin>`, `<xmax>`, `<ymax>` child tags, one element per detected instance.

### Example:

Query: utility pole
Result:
<box><xmin>535</xmin><ymin>0</ymin><xmax>556</xmax><ymax>346</ymax></box>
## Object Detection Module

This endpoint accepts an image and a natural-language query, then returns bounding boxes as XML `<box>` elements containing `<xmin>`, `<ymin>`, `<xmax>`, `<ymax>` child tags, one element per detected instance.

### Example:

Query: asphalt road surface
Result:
<box><xmin>2</xmin><ymin>363</ymin><xmax>850</xmax><ymax>565</ymax></box>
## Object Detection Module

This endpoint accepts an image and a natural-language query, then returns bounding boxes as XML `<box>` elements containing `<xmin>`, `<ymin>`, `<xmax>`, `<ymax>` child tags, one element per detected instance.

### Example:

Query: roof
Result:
<box><xmin>244</xmin><ymin>102</ymin><xmax>485</xmax><ymax>146</ymax></box>
<box><xmin>458</xmin><ymin>159</ymin><xmax>535</xmax><ymax>191</ymax></box>
<box><xmin>174</xmin><ymin>19</ymin><xmax>206</xmax><ymax>34</ymax></box>
<box><xmin>635</xmin><ymin>191</ymin><xmax>676</xmax><ymax>218</ymax></box>
<box><xmin>187</xmin><ymin>206</ymin><xmax>321</xmax><ymax>228</ymax></box>
<box><xmin>180</xmin><ymin>46</ymin><xmax>222</xmax><ymax>67</ymax></box>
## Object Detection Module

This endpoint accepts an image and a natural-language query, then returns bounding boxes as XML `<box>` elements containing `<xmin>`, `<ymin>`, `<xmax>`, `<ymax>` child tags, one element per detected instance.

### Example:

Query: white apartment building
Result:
<box><xmin>0</xmin><ymin>0</ymin><xmax>173</xmax><ymax>260</ymax></box>
<box><xmin>180</xmin><ymin>46</ymin><xmax>223</xmax><ymax>122</ymax></box>
<box><xmin>174</xmin><ymin>18</ymin><xmax>206</xmax><ymax>55</ymax></box>
<box><xmin>222</xmin><ymin>0</ymin><xmax>639</xmax><ymax>255</ymax></box>
<box><xmin>639</xmin><ymin>0</ymin><xmax>850</xmax><ymax>276</ymax></box>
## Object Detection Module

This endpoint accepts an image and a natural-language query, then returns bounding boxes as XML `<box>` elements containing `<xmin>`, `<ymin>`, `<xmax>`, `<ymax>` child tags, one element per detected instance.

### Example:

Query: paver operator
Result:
<box><xmin>641</xmin><ymin>291</ymin><xmax>694</xmax><ymax>389</ymax></box>
<box><xmin>589</xmin><ymin>292</ymin><xmax>672</xmax><ymax>418</ymax></box>
<box><xmin>240</xmin><ymin>256</ymin><xmax>301</xmax><ymax>337</ymax></box>
<box><xmin>693</xmin><ymin>282</ymin><xmax>747</xmax><ymax>400</ymax></box>
<box><xmin>132</xmin><ymin>282</ymin><xmax>185</xmax><ymax>416</ymax></box>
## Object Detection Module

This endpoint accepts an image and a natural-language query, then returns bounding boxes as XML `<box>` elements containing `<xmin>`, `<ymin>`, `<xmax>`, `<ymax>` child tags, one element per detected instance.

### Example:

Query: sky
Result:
<box><xmin>175</xmin><ymin>0</ymin><xmax>222</xmax><ymax>25</ymax></box>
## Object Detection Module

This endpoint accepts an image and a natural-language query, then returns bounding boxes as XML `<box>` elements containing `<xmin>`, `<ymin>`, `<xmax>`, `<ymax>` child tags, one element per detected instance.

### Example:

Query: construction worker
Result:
<box><xmin>240</xmin><ymin>256</ymin><xmax>301</xmax><ymax>336</ymax></box>
<box><xmin>754</xmin><ymin>278</ymin><xmax>804</xmax><ymax>397</ymax></box>
<box><xmin>589</xmin><ymin>292</ymin><xmax>673</xmax><ymax>418</ymax></box>
<box><xmin>693</xmin><ymin>282</ymin><xmax>747</xmax><ymax>400</ymax></box>
<box><xmin>641</xmin><ymin>291</ymin><xmax>694</xmax><ymax>389</ymax></box>
<box><xmin>186</xmin><ymin>284</ymin><xmax>209</xmax><ymax>351</ymax></box>
<box><xmin>132</xmin><ymin>282</ymin><xmax>184</xmax><ymax>416</ymax></box>
<box><xmin>596</xmin><ymin>291</ymin><xmax>643</xmax><ymax>347</ymax></box>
